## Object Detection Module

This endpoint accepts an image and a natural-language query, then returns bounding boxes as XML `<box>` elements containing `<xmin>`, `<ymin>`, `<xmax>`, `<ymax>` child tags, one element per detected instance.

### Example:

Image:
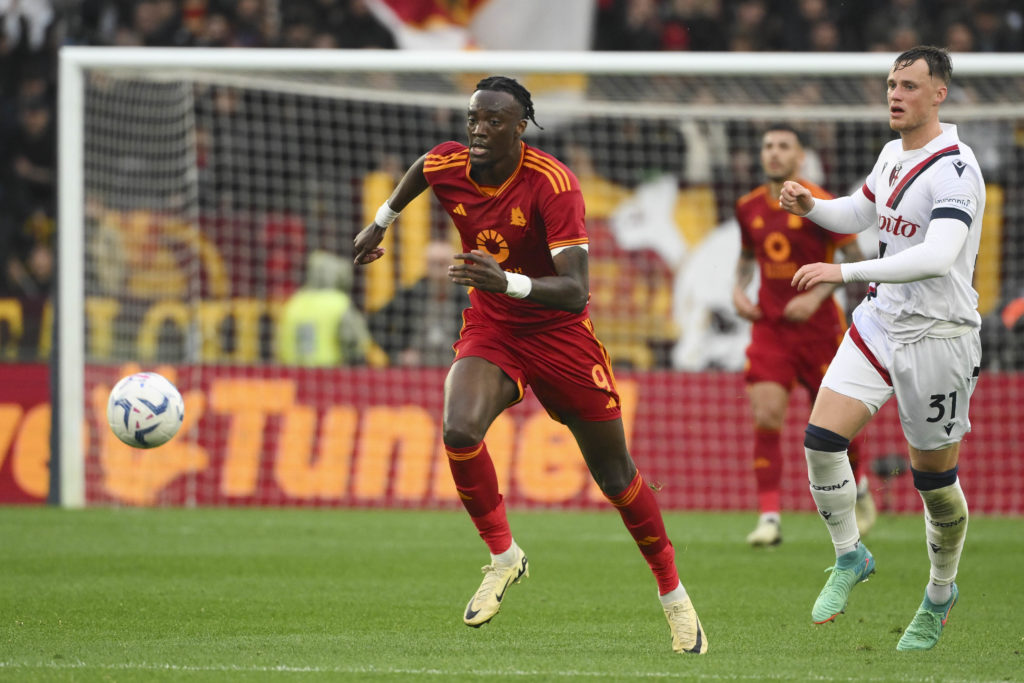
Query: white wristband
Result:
<box><xmin>374</xmin><ymin>202</ymin><xmax>400</xmax><ymax>228</ymax></box>
<box><xmin>504</xmin><ymin>272</ymin><xmax>533</xmax><ymax>299</ymax></box>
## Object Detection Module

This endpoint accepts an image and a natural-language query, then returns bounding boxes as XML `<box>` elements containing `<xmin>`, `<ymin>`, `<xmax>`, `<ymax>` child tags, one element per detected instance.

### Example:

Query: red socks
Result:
<box><xmin>607</xmin><ymin>472</ymin><xmax>680</xmax><ymax>595</ymax></box>
<box><xmin>753</xmin><ymin>428</ymin><xmax>782</xmax><ymax>514</ymax></box>
<box><xmin>446</xmin><ymin>442</ymin><xmax>511</xmax><ymax>554</ymax></box>
<box><xmin>448</xmin><ymin>444</ymin><xmax>682</xmax><ymax>595</ymax></box>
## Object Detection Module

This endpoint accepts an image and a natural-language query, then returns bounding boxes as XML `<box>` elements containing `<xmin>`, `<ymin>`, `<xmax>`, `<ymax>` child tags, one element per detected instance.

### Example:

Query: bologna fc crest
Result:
<box><xmin>888</xmin><ymin>162</ymin><xmax>902</xmax><ymax>186</ymax></box>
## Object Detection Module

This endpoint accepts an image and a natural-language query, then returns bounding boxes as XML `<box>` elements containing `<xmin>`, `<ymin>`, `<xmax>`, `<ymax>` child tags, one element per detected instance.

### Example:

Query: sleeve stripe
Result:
<box><xmin>524</xmin><ymin>152</ymin><xmax>571</xmax><ymax>192</ymax></box>
<box><xmin>549</xmin><ymin>237</ymin><xmax>588</xmax><ymax>249</ymax></box>
<box><xmin>931</xmin><ymin>206</ymin><xmax>973</xmax><ymax>227</ymax></box>
<box><xmin>861</xmin><ymin>183</ymin><xmax>875</xmax><ymax>202</ymax></box>
<box><xmin>426</xmin><ymin>151</ymin><xmax>468</xmax><ymax>162</ymax></box>
<box><xmin>523</xmin><ymin>162</ymin><xmax>564</xmax><ymax>193</ymax></box>
<box><xmin>424</xmin><ymin>161</ymin><xmax>467</xmax><ymax>173</ymax></box>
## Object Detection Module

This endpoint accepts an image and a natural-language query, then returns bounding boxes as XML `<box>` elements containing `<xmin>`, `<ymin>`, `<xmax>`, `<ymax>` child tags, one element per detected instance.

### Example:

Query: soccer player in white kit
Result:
<box><xmin>779</xmin><ymin>46</ymin><xmax>983</xmax><ymax>651</ymax></box>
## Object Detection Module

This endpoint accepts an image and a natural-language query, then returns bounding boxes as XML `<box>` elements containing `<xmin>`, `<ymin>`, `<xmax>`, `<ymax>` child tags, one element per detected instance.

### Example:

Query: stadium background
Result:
<box><xmin>0</xmin><ymin>0</ymin><xmax>1022</xmax><ymax>514</ymax></box>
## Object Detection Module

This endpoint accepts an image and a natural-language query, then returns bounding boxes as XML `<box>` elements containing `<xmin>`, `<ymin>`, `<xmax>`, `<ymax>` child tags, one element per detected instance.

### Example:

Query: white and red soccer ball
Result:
<box><xmin>106</xmin><ymin>372</ymin><xmax>185</xmax><ymax>448</ymax></box>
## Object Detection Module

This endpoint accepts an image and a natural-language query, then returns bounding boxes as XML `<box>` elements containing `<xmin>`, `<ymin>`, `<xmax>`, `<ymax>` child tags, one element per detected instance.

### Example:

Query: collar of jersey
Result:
<box><xmin>464</xmin><ymin>141</ymin><xmax>526</xmax><ymax>198</ymax></box>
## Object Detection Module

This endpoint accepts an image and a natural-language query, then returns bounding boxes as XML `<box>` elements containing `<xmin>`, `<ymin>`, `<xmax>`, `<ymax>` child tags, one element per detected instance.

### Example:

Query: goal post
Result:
<box><xmin>57</xmin><ymin>47</ymin><xmax>1024</xmax><ymax>511</ymax></box>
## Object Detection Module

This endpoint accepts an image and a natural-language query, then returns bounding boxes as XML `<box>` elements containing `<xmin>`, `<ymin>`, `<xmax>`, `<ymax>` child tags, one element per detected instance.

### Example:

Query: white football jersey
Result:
<box><xmin>857</xmin><ymin>123</ymin><xmax>984</xmax><ymax>342</ymax></box>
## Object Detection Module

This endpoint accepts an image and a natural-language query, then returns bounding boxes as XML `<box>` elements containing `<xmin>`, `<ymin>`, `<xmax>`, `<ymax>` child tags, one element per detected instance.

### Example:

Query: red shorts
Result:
<box><xmin>744</xmin><ymin>321</ymin><xmax>842</xmax><ymax>397</ymax></box>
<box><xmin>454</xmin><ymin>308</ymin><xmax>621</xmax><ymax>423</ymax></box>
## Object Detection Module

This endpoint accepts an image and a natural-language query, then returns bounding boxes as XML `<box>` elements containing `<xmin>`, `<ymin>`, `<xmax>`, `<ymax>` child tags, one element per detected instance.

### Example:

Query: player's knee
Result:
<box><xmin>442</xmin><ymin>421</ymin><xmax>486</xmax><ymax>449</ymax></box>
<box><xmin>804</xmin><ymin>424</ymin><xmax>850</xmax><ymax>453</ymax></box>
<box><xmin>590</xmin><ymin>461</ymin><xmax>636</xmax><ymax>497</ymax></box>
<box><xmin>752</xmin><ymin>408</ymin><xmax>785</xmax><ymax>431</ymax></box>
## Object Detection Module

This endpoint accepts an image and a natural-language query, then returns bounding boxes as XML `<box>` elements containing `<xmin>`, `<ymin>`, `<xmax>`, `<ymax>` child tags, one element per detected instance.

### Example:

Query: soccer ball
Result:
<box><xmin>106</xmin><ymin>372</ymin><xmax>185</xmax><ymax>448</ymax></box>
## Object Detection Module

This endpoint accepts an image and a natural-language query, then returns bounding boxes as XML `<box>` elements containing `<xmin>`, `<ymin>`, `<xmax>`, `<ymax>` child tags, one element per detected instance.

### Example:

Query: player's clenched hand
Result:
<box><xmin>353</xmin><ymin>223</ymin><xmax>387</xmax><ymax>265</ymax></box>
<box><xmin>779</xmin><ymin>181</ymin><xmax>815</xmax><ymax>216</ymax></box>
<box><xmin>791</xmin><ymin>262</ymin><xmax>843</xmax><ymax>291</ymax></box>
<box><xmin>449</xmin><ymin>249</ymin><xmax>508</xmax><ymax>292</ymax></box>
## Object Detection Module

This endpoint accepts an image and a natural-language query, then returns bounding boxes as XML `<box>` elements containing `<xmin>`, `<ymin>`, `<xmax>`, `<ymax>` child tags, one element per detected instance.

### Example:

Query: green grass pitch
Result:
<box><xmin>1</xmin><ymin>506</ymin><xmax>1021</xmax><ymax>682</ymax></box>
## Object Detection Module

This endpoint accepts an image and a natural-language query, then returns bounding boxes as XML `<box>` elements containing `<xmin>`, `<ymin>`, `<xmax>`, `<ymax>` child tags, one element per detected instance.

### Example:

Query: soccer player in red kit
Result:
<box><xmin>733</xmin><ymin>124</ymin><xmax>876</xmax><ymax>547</ymax></box>
<box><xmin>354</xmin><ymin>76</ymin><xmax>707</xmax><ymax>654</ymax></box>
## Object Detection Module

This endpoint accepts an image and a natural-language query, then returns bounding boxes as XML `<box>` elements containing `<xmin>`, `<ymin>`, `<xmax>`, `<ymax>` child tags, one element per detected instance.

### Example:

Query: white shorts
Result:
<box><xmin>821</xmin><ymin>309</ymin><xmax>981</xmax><ymax>451</ymax></box>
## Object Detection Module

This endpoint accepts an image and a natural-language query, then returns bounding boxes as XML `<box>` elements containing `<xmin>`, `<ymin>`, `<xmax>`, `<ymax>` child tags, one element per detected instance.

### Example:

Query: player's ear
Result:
<box><xmin>515</xmin><ymin>118</ymin><xmax>527</xmax><ymax>137</ymax></box>
<box><xmin>934</xmin><ymin>83</ymin><xmax>948</xmax><ymax>106</ymax></box>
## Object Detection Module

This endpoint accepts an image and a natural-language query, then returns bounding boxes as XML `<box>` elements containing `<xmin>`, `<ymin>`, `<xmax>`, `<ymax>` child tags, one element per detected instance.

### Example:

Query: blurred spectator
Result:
<box><xmin>970</xmin><ymin>1</ymin><xmax>1023</xmax><ymax>52</ymax></box>
<box><xmin>944</xmin><ymin>21</ymin><xmax>976</xmax><ymax>52</ymax></box>
<box><xmin>781</xmin><ymin>0</ymin><xmax>830</xmax><ymax>51</ymax></box>
<box><xmin>368</xmin><ymin>239</ymin><xmax>469</xmax><ymax>367</ymax></box>
<box><xmin>276</xmin><ymin>250</ymin><xmax>371</xmax><ymax>366</ymax></box>
<box><xmin>334</xmin><ymin>0</ymin><xmax>396</xmax><ymax>49</ymax></box>
<box><xmin>5</xmin><ymin>94</ymin><xmax>56</xmax><ymax>225</ymax></box>
<box><xmin>887</xmin><ymin>25</ymin><xmax>924</xmax><ymax>52</ymax></box>
<box><xmin>132</xmin><ymin>0</ymin><xmax>190</xmax><ymax>46</ymax></box>
<box><xmin>196</xmin><ymin>10</ymin><xmax>233</xmax><ymax>47</ymax></box>
<box><xmin>231</xmin><ymin>0</ymin><xmax>267</xmax><ymax>47</ymax></box>
<box><xmin>593</xmin><ymin>0</ymin><xmax>664</xmax><ymax>51</ymax></box>
<box><xmin>865</xmin><ymin>0</ymin><xmax>932</xmax><ymax>48</ymax></box>
<box><xmin>727</xmin><ymin>0</ymin><xmax>782</xmax><ymax>52</ymax></box>
<box><xmin>808</xmin><ymin>19</ymin><xmax>843</xmax><ymax>52</ymax></box>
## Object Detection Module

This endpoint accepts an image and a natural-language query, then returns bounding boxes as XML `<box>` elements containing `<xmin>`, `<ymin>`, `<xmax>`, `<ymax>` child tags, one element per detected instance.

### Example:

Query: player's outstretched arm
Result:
<box><xmin>448</xmin><ymin>245</ymin><xmax>589</xmax><ymax>313</ymax></box>
<box><xmin>784</xmin><ymin>185</ymin><xmax>876</xmax><ymax>235</ymax></box>
<box><xmin>354</xmin><ymin>155</ymin><xmax>430</xmax><ymax>265</ymax></box>
<box><xmin>793</xmin><ymin>218</ymin><xmax>969</xmax><ymax>291</ymax></box>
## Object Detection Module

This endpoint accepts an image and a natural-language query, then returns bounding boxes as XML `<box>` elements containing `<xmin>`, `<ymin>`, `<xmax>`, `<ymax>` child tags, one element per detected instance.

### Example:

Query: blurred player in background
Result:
<box><xmin>782</xmin><ymin>46</ymin><xmax>983</xmax><ymax>650</ymax></box>
<box><xmin>353</xmin><ymin>76</ymin><xmax>708</xmax><ymax>654</ymax></box>
<box><xmin>733</xmin><ymin>123</ymin><xmax>876</xmax><ymax>547</ymax></box>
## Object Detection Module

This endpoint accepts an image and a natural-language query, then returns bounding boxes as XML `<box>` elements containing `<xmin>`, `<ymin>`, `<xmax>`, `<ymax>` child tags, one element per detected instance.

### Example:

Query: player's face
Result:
<box><xmin>760</xmin><ymin>130</ymin><xmax>803</xmax><ymax>183</ymax></box>
<box><xmin>466</xmin><ymin>90</ymin><xmax>527</xmax><ymax>171</ymax></box>
<box><xmin>887</xmin><ymin>59</ymin><xmax>947</xmax><ymax>137</ymax></box>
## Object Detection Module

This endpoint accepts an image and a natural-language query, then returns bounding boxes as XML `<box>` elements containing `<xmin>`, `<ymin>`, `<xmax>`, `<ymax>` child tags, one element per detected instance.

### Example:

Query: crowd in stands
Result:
<box><xmin>594</xmin><ymin>0</ymin><xmax>1023</xmax><ymax>53</ymax></box>
<box><xmin>0</xmin><ymin>0</ymin><xmax>1021</xmax><ymax>364</ymax></box>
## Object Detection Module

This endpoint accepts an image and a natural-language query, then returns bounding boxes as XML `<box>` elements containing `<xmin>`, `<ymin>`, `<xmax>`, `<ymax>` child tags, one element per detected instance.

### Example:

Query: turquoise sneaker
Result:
<box><xmin>811</xmin><ymin>545</ymin><xmax>875</xmax><ymax>624</ymax></box>
<box><xmin>897</xmin><ymin>584</ymin><xmax>958</xmax><ymax>651</ymax></box>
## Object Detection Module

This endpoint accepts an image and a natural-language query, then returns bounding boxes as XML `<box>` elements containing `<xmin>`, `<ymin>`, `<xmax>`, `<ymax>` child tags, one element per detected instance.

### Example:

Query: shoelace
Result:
<box><xmin>820</xmin><ymin>565</ymin><xmax>859</xmax><ymax>595</ymax></box>
<box><xmin>904</xmin><ymin>608</ymin><xmax>942</xmax><ymax>638</ymax></box>
<box><xmin>666</xmin><ymin>602</ymin><xmax>697</xmax><ymax>640</ymax></box>
<box><xmin>472</xmin><ymin>564</ymin><xmax>505</xmax><ymax>600</ymax></box>
<box><xmin>822</xmin><ymin>560</ymin><xmax>865</xmax><ymax>580</ymax></box>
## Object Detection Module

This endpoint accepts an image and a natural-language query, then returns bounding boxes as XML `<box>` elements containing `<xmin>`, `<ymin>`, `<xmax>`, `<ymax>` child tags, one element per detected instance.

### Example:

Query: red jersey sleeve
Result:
<box><xmin>522</xmin><ymin>147</ymin><xmax>588</xmax><ymax>252</ymax></box>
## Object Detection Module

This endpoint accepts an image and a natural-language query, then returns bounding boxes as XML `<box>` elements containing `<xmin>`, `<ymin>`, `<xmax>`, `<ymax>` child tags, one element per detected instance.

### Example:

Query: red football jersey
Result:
<box><xmin>424</xmin><ymin>140</ymin><xmax>589</xmax><ymax>333</ymax></box>
<box><xmin>735</xmin><ymin>180</ymin><xmax>856</xmax><ymax>334</ymax></box>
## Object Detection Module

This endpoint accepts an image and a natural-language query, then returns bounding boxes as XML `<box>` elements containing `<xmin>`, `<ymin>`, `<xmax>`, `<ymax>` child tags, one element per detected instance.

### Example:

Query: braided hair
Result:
<box><xmin>475</xmin><ymin>76</ymin><xmax>544</xmax><ymax>130</ymax></box>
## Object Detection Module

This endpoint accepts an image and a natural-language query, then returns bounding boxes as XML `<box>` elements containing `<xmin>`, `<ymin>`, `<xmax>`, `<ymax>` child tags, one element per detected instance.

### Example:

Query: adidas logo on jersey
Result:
<box><xmin>453</xmin><ymin>203</ymin><xmax>467</xmax><ymax>216</ymax></box>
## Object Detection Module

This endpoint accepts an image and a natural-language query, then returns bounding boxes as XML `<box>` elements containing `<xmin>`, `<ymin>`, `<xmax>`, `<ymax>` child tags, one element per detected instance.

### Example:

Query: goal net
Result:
<box><xmin>58</xmin><ymin>49</ymin><xmax>1024</xmax><ymax>513</ymax></box>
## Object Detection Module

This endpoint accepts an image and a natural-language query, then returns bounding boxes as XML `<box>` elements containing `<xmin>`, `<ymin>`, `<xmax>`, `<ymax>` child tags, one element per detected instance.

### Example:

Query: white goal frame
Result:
<box><xmin>56</xmin><ymin>47</ymin><xmax>1024</xmax><ymax>507</ymax></box>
